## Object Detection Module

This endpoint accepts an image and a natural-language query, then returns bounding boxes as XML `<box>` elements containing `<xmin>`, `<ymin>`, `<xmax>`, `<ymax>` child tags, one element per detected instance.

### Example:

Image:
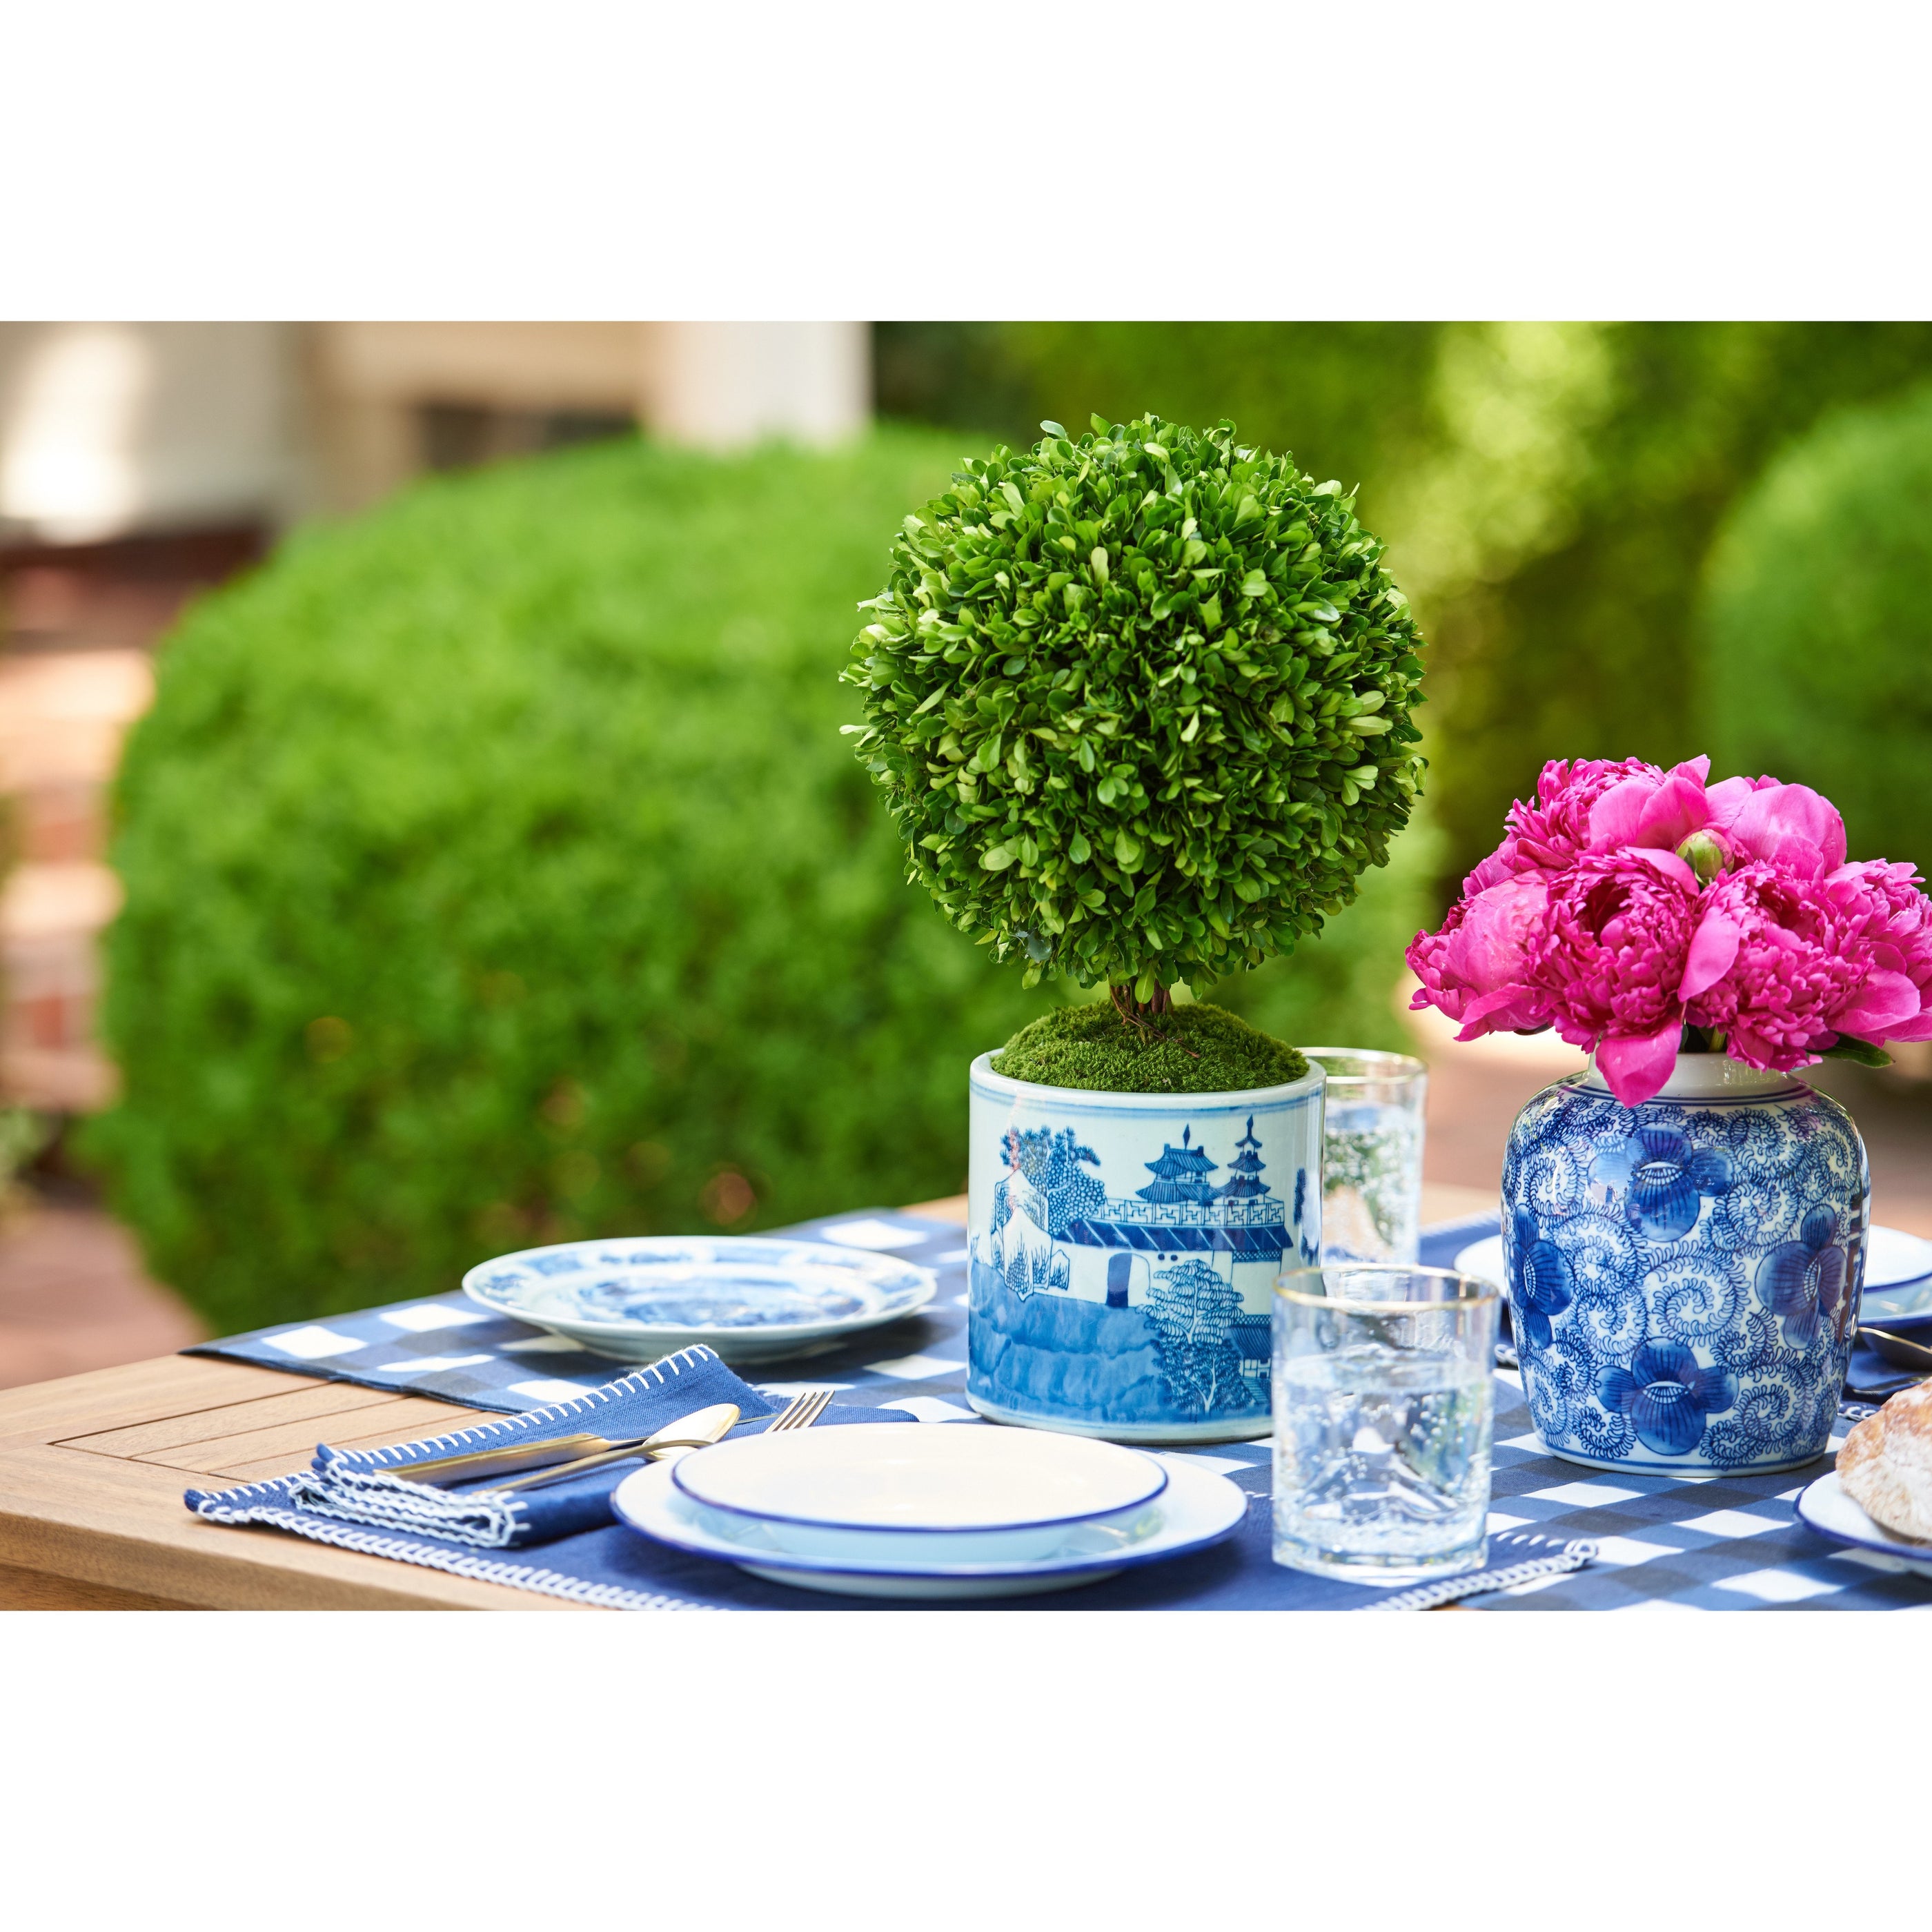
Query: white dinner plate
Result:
<box><xmin>671</xmin><ymin>1421</ymin><xmax>1166</xmax><ymax>1533</ymax></box>
<box><xmin>1456</xmin><ymin>1224</ymin><xmax>1932</xmax><ymax>1315</ymax></box>
<box><xmin>462</xmin><ymin>1236</ymin><xmax>936</xmax><ymax>1364</ymax></box>
<box><xmin>1793</xmin><ymin>1469</ymin><xmax>1932</xmax><ymax>1575</ymax></box>
<box><xmin>612</xmin><ymin>1451</ymin><xmax>1248</xmax><ymax>1599</ymax></box>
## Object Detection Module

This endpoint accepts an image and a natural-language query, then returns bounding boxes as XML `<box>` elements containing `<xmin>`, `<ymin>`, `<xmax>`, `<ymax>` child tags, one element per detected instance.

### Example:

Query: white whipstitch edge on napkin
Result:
<box><xmin>335</xmin><ymin>1345</ymin><xmax>731</xmax><ymax>1468</ymax></box>
<box><xmin>187</xmin><ymin>1499</ymin><xmax>713</xmax><ymax>1610</ymax></box>
<box><xmin>1358</xmin><ymin>1534</ymin><xmax>1599</xmax><ymax>1612</ymax></box>
<box><xmin>183</xmin><ymin>1345</ymin><xmax>743</xmax><ymax>1609</ymax></box>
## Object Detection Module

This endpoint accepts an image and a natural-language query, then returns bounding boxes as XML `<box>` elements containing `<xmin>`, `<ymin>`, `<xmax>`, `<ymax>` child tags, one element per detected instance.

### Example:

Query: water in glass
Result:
<box><xmin>1272</xmin><ymin>1346</ymin><xmax>1491</xmax><ymax>1577</ymax></box>
<box><xmin>1272</xmin><ymin>1263</ymin><xmax>1497</xmax><ymax>1584</ymax></box>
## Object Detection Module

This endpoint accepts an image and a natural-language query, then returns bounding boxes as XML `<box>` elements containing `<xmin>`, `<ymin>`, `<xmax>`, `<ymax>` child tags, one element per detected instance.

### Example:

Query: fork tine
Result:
<box><xmin>769</xmin><ymin>1386</ymin><xmax>834</xmax><ymax>1432</ymax></box>
<box><xmin>759</xmin><ymin>1390</ymin><xmax>811</xmax><ymax>1432</ymax></box>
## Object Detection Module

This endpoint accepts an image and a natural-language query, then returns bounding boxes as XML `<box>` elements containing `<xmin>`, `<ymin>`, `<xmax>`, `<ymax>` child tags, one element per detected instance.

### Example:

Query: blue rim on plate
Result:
<box><xmin>667</xmin><ymin>1421</ymin><xmax>1167</xmax><ymax>1538</ymax></box>
<box><xmin>461</xmin><ymin>1236</ymin><xmax>937</xmax><ymax>1363</ymax></box>
<box><xmin>612</xmin><ymin>1455</ymin><xmax>1245</xmax><ymax>1586</ymax></box>
<box><xmin>1793</xmin><ymin>1469</ymin><xmax>1932</xmax><ymax>1570</ymax></box>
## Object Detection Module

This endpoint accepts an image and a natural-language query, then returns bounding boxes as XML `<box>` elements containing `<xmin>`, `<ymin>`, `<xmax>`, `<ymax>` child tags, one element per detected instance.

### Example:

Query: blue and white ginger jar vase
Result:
<box><xmin>1501</xmin><ymin>1053</ymin><xmax>1866</xmax><ymax>1475</ymax></box>
<box><xmin>966</xmin><ymin>1054</ymin><xmax>1325</xmax><ymax>1443</ymax></box>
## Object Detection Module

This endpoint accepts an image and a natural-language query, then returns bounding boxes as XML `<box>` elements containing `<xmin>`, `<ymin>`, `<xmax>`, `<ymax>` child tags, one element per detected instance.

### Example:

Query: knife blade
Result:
<box><xmin>486</xmin><ymin>1401</ymin><xmax>742</xmax><ymax>1492</ymax></box>
<box><xmin>388</xmin><ymin>1430</ymin><xmax>626</xmax><ymax>1487</ymax></box>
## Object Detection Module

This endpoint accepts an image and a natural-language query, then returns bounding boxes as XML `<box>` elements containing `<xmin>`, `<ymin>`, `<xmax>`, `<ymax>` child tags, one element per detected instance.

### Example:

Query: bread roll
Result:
<box><xmin>1837</xmin><ymin>1382</ymin><xmax>1932</xmax><ymax>1544</ymax></box>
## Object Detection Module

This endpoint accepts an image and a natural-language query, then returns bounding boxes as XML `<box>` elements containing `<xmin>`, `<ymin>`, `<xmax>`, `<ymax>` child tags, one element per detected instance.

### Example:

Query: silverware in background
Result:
<box><xmin>1859</xmin><ymin>1324</ymin><xmax>1932</xmax><ymax>1372</ymax></box>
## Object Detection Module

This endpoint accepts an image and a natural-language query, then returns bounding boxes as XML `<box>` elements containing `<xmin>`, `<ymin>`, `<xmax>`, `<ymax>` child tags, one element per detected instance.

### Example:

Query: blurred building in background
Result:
<box><xmin>0</xmin><ymin>321</ymin><xmax>870</xmax><ymax>1112</ymax></box>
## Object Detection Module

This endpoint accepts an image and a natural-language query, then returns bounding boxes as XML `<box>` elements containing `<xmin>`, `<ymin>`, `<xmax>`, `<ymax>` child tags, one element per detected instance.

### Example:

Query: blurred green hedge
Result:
<box><xmin>86</xmin><ymin>431</ymin><xmax>1049</xmax><ymax>1330</ymax></box>
<box><xmin>1702</xmin><ymin>382</ymin><xmax>1932</xmax><ymax>869</ymax></box>
<box><xmin>85</xmin><ymin>428</ymin><xmax>1433</xmax><ymax>1334</ymax></box>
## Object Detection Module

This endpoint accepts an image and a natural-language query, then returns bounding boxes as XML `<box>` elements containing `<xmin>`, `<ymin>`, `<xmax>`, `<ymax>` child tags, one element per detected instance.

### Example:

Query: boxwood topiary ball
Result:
<box><xmin>843</xmin><ymin>413</ymin><xmax>1426</xmax><ymax>1002</ymax></box>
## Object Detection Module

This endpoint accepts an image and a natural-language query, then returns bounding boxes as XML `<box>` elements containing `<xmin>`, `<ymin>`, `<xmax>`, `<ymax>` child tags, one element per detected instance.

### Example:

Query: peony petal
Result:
<box><xmin>1596</xmin><ymin>1020</ymin><xmax>1684</xmax><ymax>1107</ymax></box>
<box><xmin>1728</xmin><ymin>782</ymin><xmax>1847</xmax><ymax>874</ymax></box>
<box><xmin>1631</xmin><ymin>773</ymin><xmax>1713</xmax><ymax>850</ymax></box>
<box><xmin>1704</xmin><ymin>775</ymin><xmax>1766</xmax><ymax>828</ymax></box>
<box><xmin>1453</xmin><ymin>984</ymin><xmax>1549</xmax><ymax>1038</ymax></box>
<box><xmin>1586</xmin><ymin>774</ymin><xmax>1664</xmax><ymax>850</ymax></box>
<box><xmin>1671</xmin><ymin>756</ymin><xmax>1713</xmax><ymax>785</ymax></box>
<box><xmin>1679</xmin><ymin>910</ymin><xmax>1741</xmax><ymax>1000</ymax></box>
<box><xmin>1586</xmin><ymin>771</ymin><xmax>1712</xmax><ymax>854</ymax></box>
<box><xmin>1831</xmin><ymin>968</ymin><xmax>1922</xmax><ymax>1038</ymax></box>
<box><xmin>1627</xmin><ymin>846</ymin><xmax>1699</xmax><ymax>889</ymax></box>
<box><xmin>1449</xmin><ymin>877</ymin><xmax>1550</xmax><ymax>990</ymax></box>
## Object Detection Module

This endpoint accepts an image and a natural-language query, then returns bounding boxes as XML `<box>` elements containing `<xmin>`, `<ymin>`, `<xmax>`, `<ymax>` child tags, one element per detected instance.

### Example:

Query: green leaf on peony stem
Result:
<box><xmin>1822</xmin><ymin>1036</ymin><xmax>1893</xmax><ymax>1067</ymax></box>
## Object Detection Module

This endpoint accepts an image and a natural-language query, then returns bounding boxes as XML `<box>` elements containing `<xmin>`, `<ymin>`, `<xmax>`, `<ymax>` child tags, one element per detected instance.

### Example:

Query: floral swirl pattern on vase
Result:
<box><xmin>1501</xmin><ymin>1058</ymin><xmax>1866</xmax><ymax>1473</ymax></box>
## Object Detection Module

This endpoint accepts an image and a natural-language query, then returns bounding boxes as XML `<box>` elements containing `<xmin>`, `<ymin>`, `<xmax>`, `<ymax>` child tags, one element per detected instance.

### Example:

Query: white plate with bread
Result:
<box><xmin>1795</xmin><ymin>1384</ymin><xmax>1932</xmax><ymax>1573</ymax></box>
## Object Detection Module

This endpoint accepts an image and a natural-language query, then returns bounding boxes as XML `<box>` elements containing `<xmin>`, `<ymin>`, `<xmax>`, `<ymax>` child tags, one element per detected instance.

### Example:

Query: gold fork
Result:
<box><xmin>487</xmin><ymin>1386</ymin><xmax>835</xmax><ymax>1495</ymax></box>
<box><xmin>756</xmin><ymin>1386</ymin><xmax>836</xmax><ymax>1435</ymax></box>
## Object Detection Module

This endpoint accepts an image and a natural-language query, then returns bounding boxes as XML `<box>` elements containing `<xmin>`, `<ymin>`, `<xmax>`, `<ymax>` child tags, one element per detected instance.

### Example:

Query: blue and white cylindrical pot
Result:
<box><xmin>966</xmin><ymin>1054</ymin><xmax>1325</xmax><ymax>1443</ymax></box>
<box><xmin>1501</xmin><ymin>1053</ymin><xmax>1867</xmax><ymax>1475</ymax></box>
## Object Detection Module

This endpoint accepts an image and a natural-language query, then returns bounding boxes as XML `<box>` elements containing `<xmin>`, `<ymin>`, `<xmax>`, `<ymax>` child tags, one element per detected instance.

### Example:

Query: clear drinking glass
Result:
<box><xmin>1304</xmin><ymin>1047</ymin><xmax>1427</xmax><ymax>1265</ymax></box>
<box><xmin>1272</xmin><ymin>1263</ymin><xmax>1499</xmax><ymax>1583</ymax></box>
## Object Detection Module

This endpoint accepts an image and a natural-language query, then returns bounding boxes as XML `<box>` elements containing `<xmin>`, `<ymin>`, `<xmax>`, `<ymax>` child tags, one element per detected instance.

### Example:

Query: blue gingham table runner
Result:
<box><xmin>185</xmin><ymin>1210</ymin><xmax>1932</xmax><ymax>1610</ymax></box>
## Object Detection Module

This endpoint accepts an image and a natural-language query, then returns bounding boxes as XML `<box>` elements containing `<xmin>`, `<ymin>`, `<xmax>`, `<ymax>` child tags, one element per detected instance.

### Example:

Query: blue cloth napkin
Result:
<box><xmin>184</xmin><ymin>1344</ymin><xmax>909</xmax><ymax>1550</ymax></box>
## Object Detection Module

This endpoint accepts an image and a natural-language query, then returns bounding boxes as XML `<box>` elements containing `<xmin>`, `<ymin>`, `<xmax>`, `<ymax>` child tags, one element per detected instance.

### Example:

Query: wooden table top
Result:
<box><xmin>0</xmin><ymin>1195</ymin><xmax>972</xmax><ymax>1611</ymax></box>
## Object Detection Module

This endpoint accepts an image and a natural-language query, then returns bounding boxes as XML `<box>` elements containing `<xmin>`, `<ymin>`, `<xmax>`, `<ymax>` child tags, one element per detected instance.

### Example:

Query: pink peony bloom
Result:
<box><xmin>1526</xmin><ymin>848</ymin><xmax>1704</xmax><ymax>1105</ymax></box>
<box><xmin>1500</xmin><ymin>755</ymin><xmax>1713</xmax><ymax>876</ymax></box>
<box><xmin>1824</xmin><ymin>860</ymin><xmax>1932</xmax><ymax>1042</ymax></box>
<box><xmin>1680</xmin><ymin>862</ymin><xmax>1909</xmax><ymax>1069</ymax></box>
<box><xmin>1406</xmin><ymin>876</ymin><xmax>1555</xmax><ymax>1039</ymax></box>
<box><xmin>1412</xmin><ymin>751</ymin><xmax>1931</xmax><ymax>1105</ymax></box>
<box><xmin>1583</xmin><ymin>756</ymin><xmax>1714</xmax><ymax>856</ymax></box>
<box><xmin>1704</xmin><ymin>776</ymin><xmax>1846</xmax><ymax>879</ymax></box>
<box><xmin>1501</xmin><ymin>757</ymin><xmax>1658</xmax><ymax>872</ymax></box>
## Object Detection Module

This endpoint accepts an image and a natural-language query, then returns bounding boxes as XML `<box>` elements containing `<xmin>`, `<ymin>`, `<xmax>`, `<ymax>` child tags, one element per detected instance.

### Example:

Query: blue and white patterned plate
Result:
<box><xmin>462</xmin><ymin>1237</ymin><xmax>937</xmax><ymax>1365</ymax></box>
<box><xmin>611</xmin><ymin>1452</ymin><xmax>1245</xmax><ymax>1599</ymax></box>
<box><xmin>1793</xmin><ymin>1470</ymin><xmax>1932</xmax><ymax>1575</ymax></box>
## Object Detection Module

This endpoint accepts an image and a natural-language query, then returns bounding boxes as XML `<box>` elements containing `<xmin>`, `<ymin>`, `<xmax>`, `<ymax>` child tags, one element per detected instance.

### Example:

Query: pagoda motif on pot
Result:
<box><xmin>966</xmin><ymin>1057</ymin><xmax>1325</xmax><ymax>1443</ymax></box>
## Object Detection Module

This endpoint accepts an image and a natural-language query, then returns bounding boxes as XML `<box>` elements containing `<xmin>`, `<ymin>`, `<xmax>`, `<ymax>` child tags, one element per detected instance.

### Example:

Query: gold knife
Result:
<box><xmin>388</xmin><ymin>1400</ymin><xmax>739</xmax><ymax>1488</ymax></box>
<box><xmin>486</xmin><ymin>1402</ymin><xmax>741</xmax><ymax>1492</ymax></box>
<box><xmin>389</xmin><ymin>1430</ymin><xmax>626</xmax><ymax>1487</ymax></box>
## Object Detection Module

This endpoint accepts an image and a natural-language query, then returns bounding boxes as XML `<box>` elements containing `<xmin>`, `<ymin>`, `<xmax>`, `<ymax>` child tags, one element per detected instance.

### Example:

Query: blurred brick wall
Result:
<box><xmin>0</xmin><ymin>531</ymin><xmax>262</xmax><ymax>1112</ymax></box>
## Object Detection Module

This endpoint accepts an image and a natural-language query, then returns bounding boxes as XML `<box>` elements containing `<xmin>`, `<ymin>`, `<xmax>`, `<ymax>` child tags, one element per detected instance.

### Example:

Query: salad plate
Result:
<box><xmin>668</xmin><ymin>1421</ymin><xmax>1167</xmax><ymax>1561</ymax></box>
<box><xmin>612</xmin><ymin>1450</ymin><xmax>1247</xmax><ymax>1599</ymax></box>
<box><xmin>1793</xmin><ymin>1469</ymin><xmax>1932</xmax><ymax>1575</ymax></box>
<box><xmin>462</xmin><ymin>1236</ymin><xmax>936</xmax><ymax>1364</ymax></box>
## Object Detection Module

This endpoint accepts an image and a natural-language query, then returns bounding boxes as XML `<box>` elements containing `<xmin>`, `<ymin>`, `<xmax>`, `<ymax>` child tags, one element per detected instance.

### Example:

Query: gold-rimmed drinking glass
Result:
<box><xmin>1272</xmin><ymin>1263</ymin><xmax>1499</xmax><ymax>1584</ymax></box>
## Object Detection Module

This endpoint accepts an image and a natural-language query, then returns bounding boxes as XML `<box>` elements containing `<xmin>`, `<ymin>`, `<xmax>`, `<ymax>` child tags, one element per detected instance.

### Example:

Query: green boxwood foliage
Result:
<box><xmin>842</xmin><ymin>415</ymin><xmax>1426</xmax><ymax>1005</ymax></box>
<box><xmin>83</xmin><ymin>431</ymin><xmax>1056</xmax><ymax>1332</ymax></box>
<box><xmin>1700</xmin><ymin>382</ymin><xmax>1932</xmax><ymax>869</ymax></box>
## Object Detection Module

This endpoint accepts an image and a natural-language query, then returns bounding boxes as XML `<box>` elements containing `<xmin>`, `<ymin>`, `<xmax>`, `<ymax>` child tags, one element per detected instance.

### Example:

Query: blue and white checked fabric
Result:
<box><xmin>182</xmin><ymin>1208</ymin><xmax>1932</xmax><ymax>1611</ymax></box>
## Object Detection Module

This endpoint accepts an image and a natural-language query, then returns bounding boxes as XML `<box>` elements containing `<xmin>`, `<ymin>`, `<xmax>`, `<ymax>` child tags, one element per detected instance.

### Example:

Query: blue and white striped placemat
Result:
<box><xmin>184</xmin><ymin>1209</ymin><xmax>1932</xmax><ymax>1610</ymax></box>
